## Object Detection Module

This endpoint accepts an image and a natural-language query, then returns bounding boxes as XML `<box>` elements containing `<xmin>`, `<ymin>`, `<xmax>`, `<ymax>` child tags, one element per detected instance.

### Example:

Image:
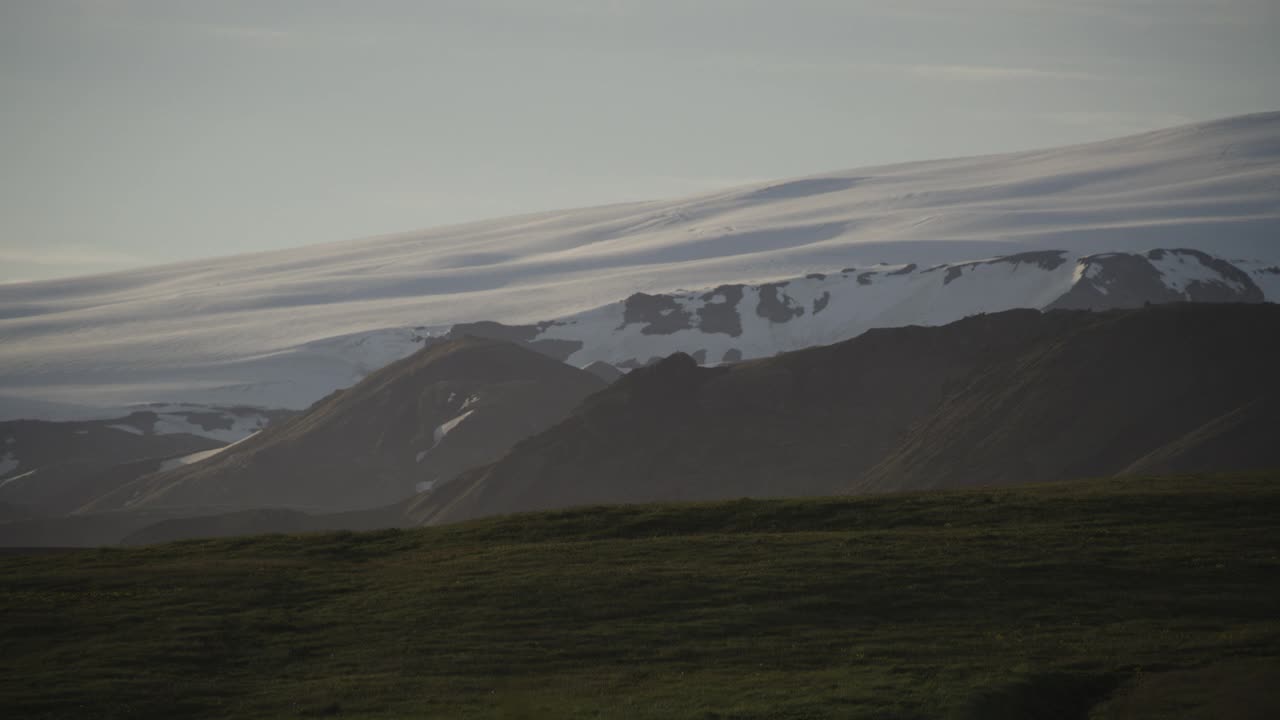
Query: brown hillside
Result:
<box><xmin>0</xmin><ymin>420</ymin><xmax>223</xmax><ymax>516</ymax></box>
<box><xmin>858</xmin><ymin>303</ymin><xmax>1280</xmax><ymax>491</ymax></box>
<box><xmin>418</xmin><ymin>304</ymin><xmax>1280</xmax><ymax>525</ymax></box>
<box><xmin>85</xmin><ymin>337</ymin><xmax>605</xmax><ymax>514</ymax></box>
<box><xmin>413</xmin><ymin>309</ymin><xmax>1085</xmax><ymax>524</ymax></box>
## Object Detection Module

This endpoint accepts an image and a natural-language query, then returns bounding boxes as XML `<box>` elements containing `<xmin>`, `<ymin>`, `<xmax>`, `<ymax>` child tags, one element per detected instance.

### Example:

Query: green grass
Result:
<box><xmin>2</xmin><ymin>472</ymin><xmax>1278</xmax><ymax>719</ymax></box>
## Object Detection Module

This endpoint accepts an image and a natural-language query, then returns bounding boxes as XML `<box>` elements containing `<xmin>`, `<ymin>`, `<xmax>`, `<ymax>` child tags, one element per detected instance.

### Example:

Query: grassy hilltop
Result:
<box><xmin>3</xmin><ymin>472</ymin><xmax>1278</xmax><ymax>719</ymax></box>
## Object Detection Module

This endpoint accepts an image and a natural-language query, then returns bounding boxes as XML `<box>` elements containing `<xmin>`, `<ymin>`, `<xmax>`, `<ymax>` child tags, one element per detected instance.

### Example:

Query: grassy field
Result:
<box><xmin>2</xmin><ymin>473</ymin><xmax>1278</xmax><ymax>719</ymax></box>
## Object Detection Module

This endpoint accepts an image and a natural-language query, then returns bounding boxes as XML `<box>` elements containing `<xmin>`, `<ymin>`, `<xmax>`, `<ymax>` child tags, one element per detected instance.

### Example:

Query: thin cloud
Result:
<box><xmin>0</xmin><ymin>246</ymin><xmax>151</xmax><ymax>284</ymax></box>
<box><xmin>904</xmin><ymin>63</ymin><xmax>1093</xmax><ymax>82</ymax></box>
<box><xmin>860</xmin><ymin>0</ymin><xmax>1267</xmax><ymax>26</ymax></box>
<box><xmin>71</xmin><ymin>3</ymin><xmax>340</xmax><ymax>49</ymax></box>
<box><xmin>0</xmin><ymin>246</ymin><xmax>144</xmax><ymax>268</ymax></box>
<box><xmin>1041</xmin><ymin>111</ymin><xmax>1196</xmax><ymax>134</ymax></box>
<box><xmin>699</xmin><ymin>52</ymin><xmax>1095</xmax><ymax>83</ymax></box>
<box><xmin>197</xmin><ymin>24</ymin><xmax>296</xmax><ymax>46</ymax></box>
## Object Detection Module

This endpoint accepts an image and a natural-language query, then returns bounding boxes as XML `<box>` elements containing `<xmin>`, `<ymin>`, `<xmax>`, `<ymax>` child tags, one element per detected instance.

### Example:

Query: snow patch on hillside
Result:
<box><xmin>434</xmin><ymin>411</ymin><xmax>474</xmax><ymax>444</ymax></box>
<box><xmin>531</xmin><ymin>251</ymin><xmax>1095</xmax><ymax>368</ymax></box>
<box><xmin>1238</xmin><ymin>260</ymin><xmax>1280</xmax><ymax>301</ymax></box>
<box><xmin>157</xmin><ymin>433</ymin><xmax>254</xmax><ymax>472</ymax></box>
<box><xmin>415</xmin><ymin>410</ymin><xmax>476</xmax><ymax>465</ymax></box>
<box><xmin>0</xmin><ymin>468</ymin><xmax>36</xmax><ymax>491</ymax></box>
<box><xmin>108</xmin><ymin>424</ymin><xmax>144</xmax><ymax>436</ymax></box>
<box><xmin>1150</xmin><ymin>252</ymin><xmax>1242</xmax><ymax>294</ymax></box>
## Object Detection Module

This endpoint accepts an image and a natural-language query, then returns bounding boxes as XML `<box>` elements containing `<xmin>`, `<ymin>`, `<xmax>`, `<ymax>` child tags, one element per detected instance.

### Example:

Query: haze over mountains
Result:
<box><xmin>1</xmin><ymin>113</ymin><xmax>1278</xmax><ymax>546</ymax></box>
<box><xmin>0</xmin><ymin>112</ymin><xmax>1277</xmax><ymax>426</ymax></box>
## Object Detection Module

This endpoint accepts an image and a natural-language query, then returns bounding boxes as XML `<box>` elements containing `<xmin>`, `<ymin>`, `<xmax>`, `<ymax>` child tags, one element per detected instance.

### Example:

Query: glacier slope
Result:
<box><xmin>0</xmin><ymin>112</ymin><xmax>1277</xmax><ymax>422</ymax></box>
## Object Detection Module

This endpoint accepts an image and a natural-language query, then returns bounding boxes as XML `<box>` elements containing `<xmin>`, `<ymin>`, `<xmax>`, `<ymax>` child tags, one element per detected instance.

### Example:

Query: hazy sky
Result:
<box><xmin>2</xmin><ymin>1</ymin><xmax>1277</xmax><ymax>282</ymax></box>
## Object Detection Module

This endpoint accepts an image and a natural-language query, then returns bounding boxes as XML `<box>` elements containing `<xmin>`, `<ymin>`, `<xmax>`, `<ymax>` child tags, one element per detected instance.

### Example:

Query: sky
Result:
<box><xmin>1</xmin><ymin>1</ymin><xmax>1277</xmax><ymax>283</ymax></box>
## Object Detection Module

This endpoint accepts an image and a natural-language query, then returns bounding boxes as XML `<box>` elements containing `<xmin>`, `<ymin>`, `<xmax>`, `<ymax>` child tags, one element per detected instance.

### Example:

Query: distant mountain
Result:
<box><xmin>445</xmin><ymin>248</ymin><xmax>1272</xmax><ymax>371</ymax></box>
<box><xmin>0</xmin><ymin>419</ymin><xmax>225</xmax><ymax>517</ymax></box>
<box><xmin>415</xmin><ymin>304</ymin><xmax>1280</xmax><ymax>525</ymax></box>
<box><xmin>85</xmin><ymin>337</ymin><xmax>605</xmax><ymax>514</ymax></box>
<box><xmin>3</xmin><ymin>113</ymin><xmax>1277</xmax><ymax>425</ymax></box>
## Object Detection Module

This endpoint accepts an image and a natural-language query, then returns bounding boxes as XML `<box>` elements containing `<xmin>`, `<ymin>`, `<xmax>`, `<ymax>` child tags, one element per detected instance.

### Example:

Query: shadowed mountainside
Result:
<box><xmin>85</xmin><ymin>337</ymin><xmax>605</xmax><ymax>515</ymax></box>
<box><xmin>858</xmin><ymin>304</ymin><xmax>1280</xmax><ymax>491</ymax></box>
<box><xmin>416</xmin><ymin>303</ymin><xmax>1280</xmax><ymax>525</ymax></box>
<box><xmin>0</xmin><ymin>421</ymin><xmax>224</xmax><ymax>517</ymax></box>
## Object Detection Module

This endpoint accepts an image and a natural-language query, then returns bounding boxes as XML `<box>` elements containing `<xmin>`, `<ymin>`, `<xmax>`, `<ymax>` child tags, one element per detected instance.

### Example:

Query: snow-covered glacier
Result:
<box><xmin>1</xmin><ymin>112</ymin><xmax>1277</xmax><ymax>430</ymax></box>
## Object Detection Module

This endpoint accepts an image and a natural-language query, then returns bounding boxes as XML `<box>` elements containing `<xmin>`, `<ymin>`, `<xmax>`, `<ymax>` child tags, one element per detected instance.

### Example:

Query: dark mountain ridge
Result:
<box><xmin>416</xmin><ymin>303</ymin><xmax>1280</xmax><ymax>525</ymax></box>
<box><xmin>85</xmin><ymin>337</ymin><xmax>606</xmax><ymax>514</ymax></box>
<box><xmin>859</xmin><ymin>303</ymin><xmax>1280</xmax><ymax>491</ymax></box>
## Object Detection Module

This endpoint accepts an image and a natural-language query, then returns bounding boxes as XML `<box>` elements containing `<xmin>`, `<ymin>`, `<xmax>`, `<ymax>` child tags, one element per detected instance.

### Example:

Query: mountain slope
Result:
<box><xmin>86</xmin><ymin>337</ymin><xmax>605</xmax><ymax>514</ymax></box>
<box><xmin>0</xmin><ymin>420</ymin><xmax>225</xmax><ymax>516</ymax></box>
<box><xmin>444</xmin><ymin>247</ymin><xmax>1269</xmax><ymax>371</ymax></box>
<box><xmin>1118</xmin><ymin>392</ymin><xmax>1280</xmax><ymax>476</ymax></box>
<box><xmin>2</xmin><ymin>113</ymin><xmax>1277</xmax><ymax>420</ymax></box>
<box><xmin>858</xmin><ymin>303</ymin><xmax>1280</xmax><ymax>491</ymax></box>
<box><xmin>416</xmin><ymin>304</ymin><xmax>1280</xmax><ymax>525</ymax></box>
<box><xmin>411</xmin><ymin>309</ymin><xmax>1082</xmax><ymax>524</ymax></box>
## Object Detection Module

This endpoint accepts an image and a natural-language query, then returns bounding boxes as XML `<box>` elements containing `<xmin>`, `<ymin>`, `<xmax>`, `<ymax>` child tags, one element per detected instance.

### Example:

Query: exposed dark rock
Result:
<box><xmin>887</xmin><ymin>264</ymin><xmax>917</xmax><ymax>276</ymax></box>
<box><xmin>813</xmin><ymin>292</ymin><xmax>832</xmax><ymax>315</ymax></box>
<box><xmin>111</xmin><ymin>411</ymin><xmax>158</xmax><ymax>434</ymax></box>
<box><xmin>942</xmin><ymin>252</ymin><xmax>1066</xmax><ymax>285</ymax></box>
<box><xmin>1051</xmin><ymin>251</ymin><xmax>1263</xmax><ymax>310</ymax></box>
<box><xmin>583</xmin><ymin>361</ymin><xmax>624</xmax><ymax>384</ymax></box>
<box><xmin>756</xmin><ymin>283</ymin><xmax>805</xmax><ymax>323</ymax></box>
<box><xmin>175</xmin><ymin>412</ymin><xmax>235</xmax><ymax>432</ymax></box>
<box><xmin>654</xmin><ymin>352</ymin><xmax>700</xmax><ymax>375</ymax></box>
<box><xmin>991</xmin><ymin>250</ymin><xmax>1068</xmax><ymax>271</ymax></box>
<box><xmin>806</xmin><ymin>273</ymin><xmax>827</xmax><ymax>281</ymax></box>
<box><xmin>1157</xmin><ymin>249</ymin><xmax>1265</xmax><ymax>303</ymax></box>
<box><xmin>449</xmin><ymin>320</ymin><xmax>539</xmax><ymax>343</ymax></box>
<box><xmin>1050</xmin><ymin>254</ymin><xmax>1177</xmax><ymax>310</ymax></box>
<box><xmin>528</xmin><ymin>338</ymin><xmax>584</xmax><ymax>361</ymax></box>
<box><xmin>857</xmin><ymin>273</ymin><xmax>875</xmax><ymax>286</ymax></box>
<box><xmin>616</xmin><ymin>356</ymin><xmax>665</xmax><ymax>370</ymax></box>
<box><xmin>696</xmin><ymin>285</ymin><xmax>745</xmax><ymax>337</ymax></box>
<box><xmin>446</xmin><ymin>321</ymin><xmax>580</xmax><ymax>361</ymax></box>
<box><xmin>618</xmin><ymin>293</ymin><xmax>695</xmax><ymax>335</ymax></box>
